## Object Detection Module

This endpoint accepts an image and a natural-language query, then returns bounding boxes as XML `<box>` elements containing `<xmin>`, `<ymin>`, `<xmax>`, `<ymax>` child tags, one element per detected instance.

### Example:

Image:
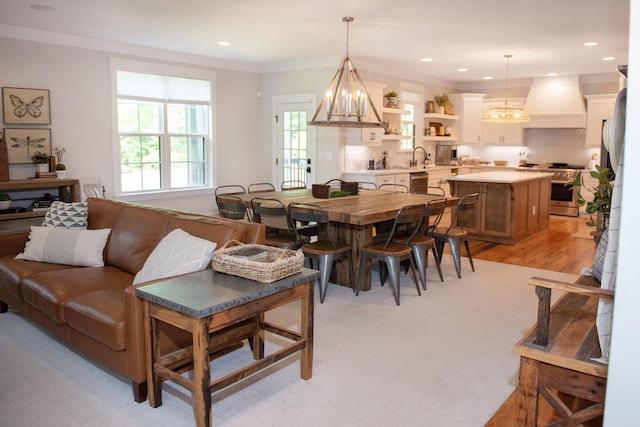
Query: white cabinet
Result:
<box><xmin>423</xmin><ymin>113</ymin><xmax>458</xmax><ymax>143</ymax></box>
<box><xmin>360</xmin><ymin>82</ymin><xmax>386</xmax><ymax>146</ymax></box>
<box><xmin>585</xmin><ymin>94</ymin><xmax>616</xmax><ymax>147</ymax></box>
<box><xmin>449</xmin><ymin>93</ymin><xmax>484</xmax><ymax>145</ymax></box>
<box><xmin>480</xmin><ymin>98</ymin><xmax>524</xmax><ymax>145</ymax></box>
<box><xmin>425</xmin><ymin>167</ymin><xmax>459</xmax><ymax>198</ymax></box>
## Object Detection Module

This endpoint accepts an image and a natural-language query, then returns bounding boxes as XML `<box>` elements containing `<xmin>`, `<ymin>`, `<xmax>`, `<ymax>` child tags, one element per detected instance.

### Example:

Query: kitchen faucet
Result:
<box><xmin>410</xmin><ymin>146</ymin><xmax>427</xmax><ymax>167</ymax></box>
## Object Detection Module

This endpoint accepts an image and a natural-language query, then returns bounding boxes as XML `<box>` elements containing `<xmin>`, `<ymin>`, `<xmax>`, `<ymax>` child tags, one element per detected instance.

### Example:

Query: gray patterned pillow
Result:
<box><xmin>42</xmin><ymin>201</ymin><xmax>88</xmax><ymax>229</ymax></box>
<box><xmin>592</xmin><ymin>229</ymin><xmax>609</xmax><ymax>282</ymax></box>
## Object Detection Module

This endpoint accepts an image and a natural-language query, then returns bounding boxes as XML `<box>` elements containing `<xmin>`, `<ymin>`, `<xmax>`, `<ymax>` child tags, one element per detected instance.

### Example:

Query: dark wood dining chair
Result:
<box><xmin>289</xmin><ymin>202</ymin><xmax>355</xmax><ymax>303</ymax></box>
<box><xmin>247</xmin><ymin>182</ymin><xmax>276</xmax><ymax>194</ymax></box>
<box><xmin>430</xmin><ymin>192</ymin><xmax>479</xmax><ymax>279</ymax></box>
<box><xmin>281</xmin><ymin>180</ymin><xmax>307</xmax><ymax>191</ymax></box>
<box><xmin>250</xmin><ymin>197</ymin><xmax>309</xmax><ymax>250</ymax></box>
<box><xmin>356</xmin><ymin>203</ymin><xmax>424</xmax><ymax>305</ymax></box>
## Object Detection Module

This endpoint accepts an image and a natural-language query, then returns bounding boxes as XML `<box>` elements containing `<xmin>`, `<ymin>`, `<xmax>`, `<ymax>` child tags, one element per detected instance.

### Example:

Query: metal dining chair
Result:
<box><xmin>215</xmin><ymin>185</ymin><xmax>248</xmax><ymax>220</ymax></box>
<box><xmin>281</xmin><ymin>180</ymin><xmax>307</xmax><ymax>191</ymax></box>
<box><xmin>247</xmin><ymin>182</ymin><xmax>276</xmax><ymax>194</ymax></box>
<box><xmin>430</xmin><ymin>192</ymin><xmax>479</xmax><ymax>279</ymax></box>
<box><xmin>289</xmin><ymin>202</ymin><xmax>355</xmax><ymax>303</ymax></box>
<box><xmin>356</xmin><ymin>203</ymin><xmax>424</xmax><ymax>305</ymax></box>
<box><xmin>358</xmin><ymin>181</ymin><xmax>377</xmax><ymax>190</ymax></box>
<box><xmin>250</xmin><ymin>197</ymin><xmax>309</xmax><ymax>250</ymax></box>
<box><xmin>378</xmin><ymin>183</ymin><xmax>409</xmax><ymax>193</ymax></box>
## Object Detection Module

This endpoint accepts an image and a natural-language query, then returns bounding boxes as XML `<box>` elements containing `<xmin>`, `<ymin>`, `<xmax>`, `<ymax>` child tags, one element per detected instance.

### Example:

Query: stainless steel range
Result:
<box><xmin>518</xmin><ymin>164</ymin><xmax>584</xmax><ymax>217</ymax></box>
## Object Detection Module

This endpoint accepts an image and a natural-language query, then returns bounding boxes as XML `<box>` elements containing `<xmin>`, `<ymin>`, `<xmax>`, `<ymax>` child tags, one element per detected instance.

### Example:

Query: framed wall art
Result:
<box><xmin>2</xmin><ymin>87</ymin><xmax>51</xmax><ymax>125</ymax></box>
<box><xmin>3</xmin><ymin>128</ymin><xmax>52</xmax><ymax>164</ymax></box>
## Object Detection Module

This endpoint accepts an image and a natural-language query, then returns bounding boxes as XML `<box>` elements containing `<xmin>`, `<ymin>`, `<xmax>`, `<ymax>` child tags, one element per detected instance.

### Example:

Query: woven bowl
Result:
<box><xmin>493</xmin><ymin>160</ymin><xmax>508</xmax><ymax>166</ymax></box>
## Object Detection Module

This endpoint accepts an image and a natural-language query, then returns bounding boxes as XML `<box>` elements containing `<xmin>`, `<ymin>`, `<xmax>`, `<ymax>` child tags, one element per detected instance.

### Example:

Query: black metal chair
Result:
<box><xmin>356</xmin><ymin>203</ymin><xmax>424</xmax><ymax>305</ymax></box>
<box><xmin>215</xmin><ymin>185</ymin><xmax>248</xmax><ymax>220</ymax></box>
<box><xmin>378</xmin><ymin>183</ymin><xmax>409</xmax><ymax>193</ymax></box>
<box><xmin>358</xmin><ymin>181</ymin><xmax>377</xmax><ymax>190</ymax></box>
<box><xmin>289</xmin><ymin>202</ymin><xmax>355</xmax><ymax>303</ymax></box>
<box><xmin>250</xmin><ymin>197</ymin><xmax>309</xmax><ymax>250</ymax></box>
<box><xmin>430</xmin><ymin>193</ymin><xmax>479</xmax><ymax>279</ymax></box>
<box><xmin>281</xmin><ymin>180</ymin><xmax>307</xmax><ymax>191</ymax></box>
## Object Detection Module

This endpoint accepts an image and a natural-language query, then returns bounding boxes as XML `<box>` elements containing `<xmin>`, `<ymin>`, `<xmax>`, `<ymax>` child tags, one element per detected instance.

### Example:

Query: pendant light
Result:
<box><xmin>482</xmin><ymin>54</ymin><xmax>530</xmax><ymax>123</ymax></box>
<box><xmin>308</xmin><ymin>17</ymin><xmax>383</xmax><ymax>128</ymax></box>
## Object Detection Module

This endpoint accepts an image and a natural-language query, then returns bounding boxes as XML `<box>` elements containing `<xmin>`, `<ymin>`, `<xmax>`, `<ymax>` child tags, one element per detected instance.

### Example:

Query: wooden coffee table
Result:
<box><xmin>136</xmin><ymin>268</ymin><xmax>318</xmax><ymax>427</ymax></box>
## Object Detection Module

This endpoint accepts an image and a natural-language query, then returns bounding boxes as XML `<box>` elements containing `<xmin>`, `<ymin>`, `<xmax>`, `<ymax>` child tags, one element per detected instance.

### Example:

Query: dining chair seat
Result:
<box><xmin>289</xmin><ymin>202</ymin><xmax>355</xmax><ymax>303</ymax></box>
<box><xmin>430</xmin><ymin>193</ymin><xmax>479</xmax><ymax>279</ymax></box>
<box><xmin>356</xmin><ymin>204</ymin><xmax>424</xmax><ymax>305</ymax></box>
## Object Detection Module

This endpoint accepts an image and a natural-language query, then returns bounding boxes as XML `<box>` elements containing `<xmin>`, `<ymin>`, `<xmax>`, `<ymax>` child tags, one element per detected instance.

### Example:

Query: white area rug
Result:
<box><xmin>0</xmin><ymin>258</ymin><xmax>577</xmax><ymax>426</ymax></box>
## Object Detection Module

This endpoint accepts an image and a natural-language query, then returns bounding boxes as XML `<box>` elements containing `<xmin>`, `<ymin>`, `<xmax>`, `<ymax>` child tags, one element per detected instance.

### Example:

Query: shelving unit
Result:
<box><xmin>0</xmin><ymin>178</ymin><xmax>81</xmax><ymax>222</ymax></box>
<box><xmin>381</xmin><ymin>107</ymin><xmax>402</xmax><ymax>141</ymax></box>
<box><xmin>423</xmin><ymin>112</ymin><xmax>458</xmax><ymax>142</ymax></box>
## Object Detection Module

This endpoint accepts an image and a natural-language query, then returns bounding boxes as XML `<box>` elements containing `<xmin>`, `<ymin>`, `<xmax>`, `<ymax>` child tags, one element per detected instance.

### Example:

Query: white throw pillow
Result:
<box><xmin>42</xmin><ymin>201</ymin><xmax>88</xmax><ymax>228</ymax></box>
<box><xmin>132</xmin><ymin>229</ymin><xmax>217</xmax><ymax>285</ymax></box>
<box><xmin>16</xmin><ymin>226</ymin><xmax>111</xmax><ymax>267</ymax></box>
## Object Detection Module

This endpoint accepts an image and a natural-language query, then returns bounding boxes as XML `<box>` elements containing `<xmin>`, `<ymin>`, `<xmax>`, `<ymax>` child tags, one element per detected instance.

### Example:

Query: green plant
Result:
<box><xmin>384</xmin><ymin>91</ymin><xmax>397</xmax><ymax>99</ymax></box>
<box><xmin>0</xmin><ymin>193</ymin><xmax>10</xmax><ymax>201</ymax></box>
<box><xmin>434</xmin><ymin>93</ymin><xmax>450</xmax><ymax>106</ymax></box>
<box><xmin>31</xmin><ymin>151</ymin><xmax>51</xmax><ymax>164</ymax></box>
<box><xmin>55</xmin><ymin>163</ymin><xmax>66</xmax><ymax>170</ymax></box>
<box><xmin>570</xmin><ymin>164</ymin><xmax>614</xmax><ymax>230</ymax></box>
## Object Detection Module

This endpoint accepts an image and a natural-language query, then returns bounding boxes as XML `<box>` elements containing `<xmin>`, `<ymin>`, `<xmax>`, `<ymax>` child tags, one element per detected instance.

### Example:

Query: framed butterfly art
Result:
<box><xmin>2</xmin><ymin>87</ymin><xmax>51</xmax><ymax>125</ymax></box>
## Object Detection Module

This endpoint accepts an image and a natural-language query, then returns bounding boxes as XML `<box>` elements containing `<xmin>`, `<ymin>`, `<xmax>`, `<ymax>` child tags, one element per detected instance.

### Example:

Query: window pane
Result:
<box><xmin>118</xmin><ymin>100</ymin><xmax>162</xmax><ymax>133</ymax></box>
<box><xmin>167</xmin><ymin>104</ymin><xmax>208</xmax><ymax>134</ymax></box>
<box><xmin>120</xmin><ymin>136</ymin><xmax>161</xmax><ymax>192</ymax></box>
<box><xmin>170</xmin><ymin>136</ymin><xmax>205</xmax><ymax>188</ymax></box>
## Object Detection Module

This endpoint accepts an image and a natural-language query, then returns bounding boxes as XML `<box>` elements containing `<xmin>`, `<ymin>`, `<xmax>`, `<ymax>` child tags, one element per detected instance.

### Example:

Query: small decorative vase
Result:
<box><xmin>56</xmin><ymin>170</ymin><xmax>67</xmax><ymax>179</ymax></box>
<box><xmin>0</xmin><ymin>200</ymin><xmax>11</xmax><ymax>210</ymax></box>
<box><xmin>36</xmin><ymin>163</ymin><xmax>49</xmax><ymax>173</ymax></box>
<box><xmin>436</xmin><ymin>105</ymin><xmax>445</xmax><ymax>114</ymax></box>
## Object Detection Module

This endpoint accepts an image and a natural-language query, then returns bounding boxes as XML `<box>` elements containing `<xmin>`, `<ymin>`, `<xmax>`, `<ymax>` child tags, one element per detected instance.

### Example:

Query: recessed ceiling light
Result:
<box><xmin>547</xmin><ymin>73</ymin><xmax>558</xmax><ymax>77</ymax></box>
<box><xmin>483</xmin><ymin>76</ymin><xmax>493</xmax><ymax>80</ymax></box>
<box><xmin>30</xmin><ymin>4</ymin><xmax>55</xmax><ymax>12</ymax></box>
<box><xmin>457</xmin><ymin>68</ymin><xmax>467</xmax><ymax>72</ymax></box>
<box><xmin>217</xmin><ymin>41</ymin><xmax>231</xmax><ymax>46</ymax></box>
<box><xmin>602</xmin><ymin>57</ymin><xmax>615</xmax><ymax>61</ymax></box>
<box><xmin>420</xmin><ymin>58</ymin><xmax>432</xmax><ymax>62</ymax></box>
<box><xmin>584</xmin><ymin>42</ymin><xmax>598</xmax><ymax>47</ymax></box>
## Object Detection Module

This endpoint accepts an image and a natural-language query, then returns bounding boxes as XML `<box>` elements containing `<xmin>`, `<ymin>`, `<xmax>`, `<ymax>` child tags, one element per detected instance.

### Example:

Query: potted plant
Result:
<box><xmin>570</xmin><ymin>164</ymin><xmax>614</xmax><ymax>240</ymax></box>
<box><xmin>31</xmin><ymin>151</ymin><xmax>51</xmax><ymax>173</ymax></box>
<box><xmin>54</xmin><ymin>146</ymin><xmax>67</xmax><ymax>178</ymax></box>
<box><xmin>0</xmin><ymin>193</ymin><xmax>11</xmax><ymax>210</ymax></box>
<box><xmin>434</xmin><ymin>93</ymin><xmax>449</xmax><ymax>114</ymax></box>
<box><xmin>384</xmin><ymin>91</ymin><xmax>398</xmax><ymax>108</ymax></box>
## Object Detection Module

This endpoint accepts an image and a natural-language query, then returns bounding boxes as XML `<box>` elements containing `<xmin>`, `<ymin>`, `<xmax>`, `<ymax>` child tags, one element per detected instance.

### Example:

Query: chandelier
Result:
<box><xmin>308</xmin><ymin>17</ymin><xmax>383</xmax><ymax>128</ymax></box>
<box><xmin>482</xmin><ymin>54</ymin><xmax>530</xmax><ymax>123</ymax></box>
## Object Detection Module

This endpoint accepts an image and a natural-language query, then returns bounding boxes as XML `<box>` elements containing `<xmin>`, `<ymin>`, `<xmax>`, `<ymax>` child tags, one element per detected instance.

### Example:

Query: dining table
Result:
<box><xmin>236</xmin><ymin>188</ymin><xmax>459</xmax><ymax>291</ymax></box>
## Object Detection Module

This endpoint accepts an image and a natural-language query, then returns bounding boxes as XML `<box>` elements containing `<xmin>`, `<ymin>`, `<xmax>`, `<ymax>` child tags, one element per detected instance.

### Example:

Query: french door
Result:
<box><xmin>273</xmin><ymin>95</ymin><xmax>317</xmax><ymax>188</ymax></box>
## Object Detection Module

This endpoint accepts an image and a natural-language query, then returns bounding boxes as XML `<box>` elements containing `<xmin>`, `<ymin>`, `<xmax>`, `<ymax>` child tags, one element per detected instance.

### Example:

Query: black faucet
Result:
<box><xmin>411</xmin><ymin>146</ymin><xmax>427</xmax><ymax>167</ymax></box>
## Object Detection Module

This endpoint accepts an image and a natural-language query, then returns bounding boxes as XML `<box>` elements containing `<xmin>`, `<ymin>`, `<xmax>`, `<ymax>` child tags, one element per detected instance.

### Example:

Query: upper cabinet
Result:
<box><xmin>360</xmin><ymin>82</ymin><xmax>386</xmax><ymax>146</ymax></box>
<box><xmin>480</xmin><ymin>97</ymin><xmax>525</xmax><ymax>145</ymax></box>
<box><xmin>584</xmin><ymin>94</ymin><xmax>616</xmax><ymax>147</ymax></box>
<box><xmin>449</xmin><ymin>93</ymin><xmax>484</xmax><ymax>145</ymax></box>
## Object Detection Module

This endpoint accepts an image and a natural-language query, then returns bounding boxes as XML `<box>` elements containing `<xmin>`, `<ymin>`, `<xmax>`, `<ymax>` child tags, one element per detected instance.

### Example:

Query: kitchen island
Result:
<box><xmin>444</xmin><ymin>171</ymin><xmax>553</xmax><ymax>244</ymax></box>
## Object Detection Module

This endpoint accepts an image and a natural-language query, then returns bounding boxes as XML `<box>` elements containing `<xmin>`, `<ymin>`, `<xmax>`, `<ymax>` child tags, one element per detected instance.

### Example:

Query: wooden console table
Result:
<box><xmin>136</xmin><ymin>268</ymin><xmax>318</xmax><ymax>427</ymax></box>
<box><xmin>0</xmin><ymin>178</ymin><xmax>81</xmax><ymax>221</ymax></box>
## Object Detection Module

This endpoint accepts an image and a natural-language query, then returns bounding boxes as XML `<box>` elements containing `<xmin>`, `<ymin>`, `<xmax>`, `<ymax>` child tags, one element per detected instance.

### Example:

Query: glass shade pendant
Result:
<box><xmin>482</xmin><ymin>54</ymin><xmax>530</xmax><ymax>124</ymax></box>
<box><xmin>309</xmin><ymin>17</ymin><xmax>383</xmax><ymax>128</ymax></box>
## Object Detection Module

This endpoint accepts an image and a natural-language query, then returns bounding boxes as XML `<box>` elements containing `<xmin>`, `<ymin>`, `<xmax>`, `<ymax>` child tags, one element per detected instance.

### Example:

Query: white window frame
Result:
<box><xmin>109</xmin><ymin>58</ymin><xmax>216</xmax><ymax>201</ymax></box>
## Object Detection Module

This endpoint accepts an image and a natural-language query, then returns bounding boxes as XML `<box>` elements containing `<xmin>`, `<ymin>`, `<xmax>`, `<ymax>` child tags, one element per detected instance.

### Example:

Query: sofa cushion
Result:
<box><xmin>0</xmin><ymin>255</ymin><xmax>77</xmax><ymax>300</ymax></box>
<box><xmin>132</xmin><ymin>229</ymin><xmax>217</xmax><ymax>285</ymax></box>
<box><xmin>22</xmin><ymin>267</ymin><xmax>134</xmax><ymax>324</ymax></box>
<box><xmin>65</xmin><ymin>289</ymin><xmax>126</xmax><ymax>351</ymax></box>
<box><xmin>43</xmin><ymin>201</ymin><xmax>88</xmax><ymax>228</ymax></box>
<box><xmin>16</xmin><ymin>226</ymin><xmax>111</xmax><ymax>267</ymax></box>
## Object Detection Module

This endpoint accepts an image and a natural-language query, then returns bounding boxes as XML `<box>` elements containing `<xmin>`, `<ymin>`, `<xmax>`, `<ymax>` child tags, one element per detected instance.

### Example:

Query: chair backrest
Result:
<box><xmin>289</xmin><ymin>202</ymin><xmax>334</xmax><ymax>248</ymax></box>
<box><xmin>423</xmin><ymin>198</ymin><xmax>447</xmax><ymax>234</ymax></box>
<box><xmin>281</xmin><ymin>180</ymin><xmax>307</xmax><ymax>191</ymax></box>
<box><xmin>378</xmin><ymin>183</ymin><xmax>409</xmax><ymax>193</ymax></box>
<box><xmin>446</xmin><ymin>192</ymin><xmax>479</xmax><ymax>234</ymax></box>
<box><xmin>426</xmin><ymin>186</ymin><xmax>446</xmax><ymax>197</ymax></box>
<box><xmin>247</xmin><ymin>182</ymin><xmax>276</xmax><ymax>194</ymax></box>
<box><xmin>358</xmin><ymin>181</ymin><xmax>377</xmax><ymax>190</ymax></box>
<box><xmin>216</xmin><ymin>195</ymin><xmax>250</xmax><ymax>221</ymax></box>
<box><xmin>215</xmin><ymin>184</ymin><xmax>247</xmax><ymax>197</ymax></box>
<box><xmin>250</xmin><ymin>197</ymin><xmax>294</xmax><ymax>232</ymax></box>
<box><xmin>380</xmin><ymin>203</ymin><xmax>425</xmax><ymax>253</ymax></box>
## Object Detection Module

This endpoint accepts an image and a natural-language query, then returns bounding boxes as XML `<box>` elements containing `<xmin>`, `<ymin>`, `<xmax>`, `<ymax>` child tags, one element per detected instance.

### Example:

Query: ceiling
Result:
<box><xmin>0</xmin><ymin>0</ymin><xmax>630</xmax><ymax>84</ymax></box>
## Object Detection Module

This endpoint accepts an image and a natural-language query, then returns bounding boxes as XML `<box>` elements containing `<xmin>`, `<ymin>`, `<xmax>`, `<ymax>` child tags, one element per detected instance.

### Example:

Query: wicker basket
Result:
<box><xmin>211</xmin><ymin>240</ymin><xmax>304</xmax><ymax>283</ymax></box>
<box><xmin>312</xmin><ymin>184</ymin><xmax>330</xmax><ymax>198</ymax></box>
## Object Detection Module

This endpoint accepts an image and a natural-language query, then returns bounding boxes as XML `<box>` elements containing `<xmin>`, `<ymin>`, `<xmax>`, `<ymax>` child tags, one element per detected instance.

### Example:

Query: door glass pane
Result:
<box><xmin>283</xmin><ymin>110</ymin><xmax>307</xmax><ymax>184</ymax></box>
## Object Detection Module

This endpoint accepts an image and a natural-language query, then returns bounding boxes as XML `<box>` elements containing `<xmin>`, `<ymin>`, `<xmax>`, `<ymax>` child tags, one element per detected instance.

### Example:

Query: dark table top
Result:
<box><xmin>135</xmin><ymin>268</ymin><xmax>318</xmax><ymax>318</ymax></box>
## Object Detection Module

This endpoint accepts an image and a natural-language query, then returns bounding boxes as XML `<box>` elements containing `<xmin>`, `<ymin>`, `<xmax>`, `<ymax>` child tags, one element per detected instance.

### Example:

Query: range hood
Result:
<box><xmin>522</xmin><ymin>76</ymin><xmax>587</xmax><ymax>128</ymax></box>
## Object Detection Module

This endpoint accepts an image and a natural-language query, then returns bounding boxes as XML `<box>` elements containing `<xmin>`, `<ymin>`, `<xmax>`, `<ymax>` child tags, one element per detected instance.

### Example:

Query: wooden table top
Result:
<box><xmin>237</xmin><ymin>189</ymin><xmax>458</xmax><ymax>226</ymax></box>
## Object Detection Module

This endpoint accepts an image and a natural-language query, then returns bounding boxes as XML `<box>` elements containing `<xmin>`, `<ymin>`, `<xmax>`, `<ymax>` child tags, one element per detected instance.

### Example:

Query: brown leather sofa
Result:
<box><xmin>0</xmin><ymin>198</ymin><xmax>265</xmax><ymax>402</ymax></box>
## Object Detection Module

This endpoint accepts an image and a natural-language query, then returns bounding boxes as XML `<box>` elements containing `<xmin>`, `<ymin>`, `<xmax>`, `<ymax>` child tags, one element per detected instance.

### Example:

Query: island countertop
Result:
<box><xmin>444</xmin><ymin>171</ymin><xmax>554</xmax><ymax>184</ymax></box>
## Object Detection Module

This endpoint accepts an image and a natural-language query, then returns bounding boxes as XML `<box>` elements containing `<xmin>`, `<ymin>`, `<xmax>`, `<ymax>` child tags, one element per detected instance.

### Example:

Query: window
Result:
<box><xmin>112</xmin><ymin>60</ymin><xmax>214</xmax><ymax>195</ymax></box>
<box><xmin>399</xmin><ymin>90</ymin><xmax>421</xmax><ymax>150</ymax></box>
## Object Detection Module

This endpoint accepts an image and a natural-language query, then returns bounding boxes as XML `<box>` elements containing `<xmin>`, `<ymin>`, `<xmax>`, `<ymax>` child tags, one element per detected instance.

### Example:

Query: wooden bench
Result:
<box><xmin>512</xmin><ymin>275</ymin><xmax>615</xmax><ymax>426</ymax></box>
